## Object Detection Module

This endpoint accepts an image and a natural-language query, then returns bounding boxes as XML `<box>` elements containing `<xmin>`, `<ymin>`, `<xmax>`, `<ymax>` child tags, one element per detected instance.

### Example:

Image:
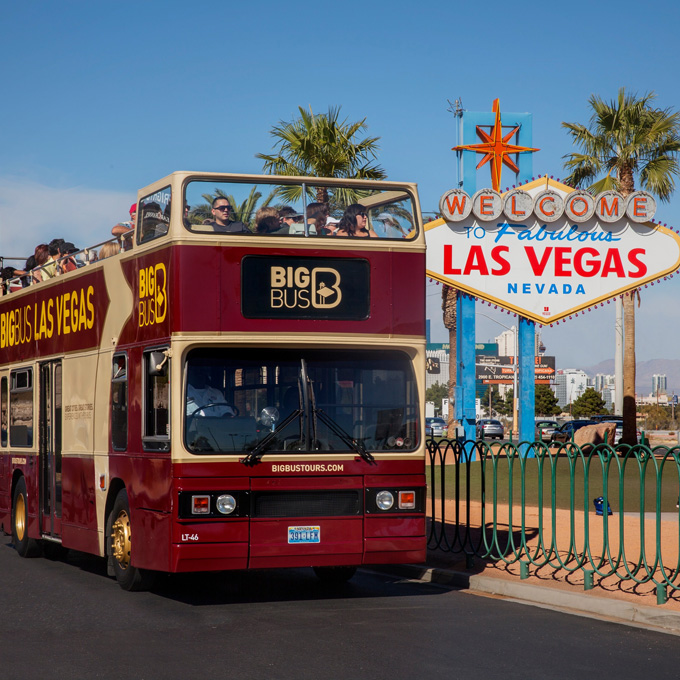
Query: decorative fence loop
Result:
<box><xmin>427</xmin><ymin>437</ymin><xmax>680</xmax><ymax>598</ymax></box>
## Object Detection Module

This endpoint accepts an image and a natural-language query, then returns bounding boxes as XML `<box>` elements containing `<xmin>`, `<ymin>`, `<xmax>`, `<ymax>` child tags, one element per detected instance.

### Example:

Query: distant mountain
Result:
<box><xmin>583</xmin><ymin>359</ymin><xmax>680</xmax><ymax>396</ymax></box>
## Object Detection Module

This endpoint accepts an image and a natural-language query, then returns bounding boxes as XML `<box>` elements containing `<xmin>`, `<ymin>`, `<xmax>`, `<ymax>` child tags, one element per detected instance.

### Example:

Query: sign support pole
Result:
<box><xmin>457</xmin><ymin>293</ymin><xmax>477</xmax><ymax>447</ymax></box>
<box><xmin>518</xmin><ymin>317</ymin><xmax>536</xmax><ymax>455</ymax></box>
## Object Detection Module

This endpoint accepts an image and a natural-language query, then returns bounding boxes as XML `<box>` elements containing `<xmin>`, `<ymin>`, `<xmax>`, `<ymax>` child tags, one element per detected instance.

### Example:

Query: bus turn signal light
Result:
<box><xmin>191</xmin><ymin>495</ymin><xmax>211</xmax><ymax>514</ymax></box>
<box><xmin>398</xmin><ymin>491</ymin><xmax>416</xmax><ymax>510</ymax></box>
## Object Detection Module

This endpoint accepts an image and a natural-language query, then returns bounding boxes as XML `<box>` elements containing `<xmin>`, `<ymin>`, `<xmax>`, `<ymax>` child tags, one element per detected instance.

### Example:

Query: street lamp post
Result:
<box><xmin>478</xmin><ymin>313</ymin><xmax>519</xmax><ymax>438</ymax></box>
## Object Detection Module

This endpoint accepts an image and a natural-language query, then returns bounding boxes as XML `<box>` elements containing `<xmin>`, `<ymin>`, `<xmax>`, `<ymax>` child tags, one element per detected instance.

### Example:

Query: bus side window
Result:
<box><xmin>111</xmin><ymin>354</ymin><xmax>128</xmax><ymax>451</ymax></box>
<box><xmin>10</xmin><ymin>369</ymin><xmax>33</xmax><ymax>448</ymax></box>
<box><xmin>143</xmin><ymin>348</ymin><xmax>170</xmax><ymax>451</ymax></box>
<box><xmin>1</xmin><ymin>376</ymin><xmax>7</xmax><ymax>447</ymax></box>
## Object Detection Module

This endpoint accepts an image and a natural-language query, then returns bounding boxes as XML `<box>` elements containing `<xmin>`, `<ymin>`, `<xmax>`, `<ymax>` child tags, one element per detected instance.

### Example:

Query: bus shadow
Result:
<box><xmin>150</xmin><ymin>565</ymin><xmax>449</xmax><ymax>606</ymax></box>
<box><xmin>1</xmin><ymin>536</ymin><xmax>446</xmax><ymax>606</ymax></box>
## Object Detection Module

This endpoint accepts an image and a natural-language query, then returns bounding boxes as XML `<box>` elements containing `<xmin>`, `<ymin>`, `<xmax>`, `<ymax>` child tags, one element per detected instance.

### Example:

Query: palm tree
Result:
<box><xmin>562</xmin><ymin>88</ymin><xmax>680</xmax><ymax>444</ymax></box>
<box><xmin>256</xmin><ymin>106</ymin><xmax>387</xmax><ymax>205</ymax></box>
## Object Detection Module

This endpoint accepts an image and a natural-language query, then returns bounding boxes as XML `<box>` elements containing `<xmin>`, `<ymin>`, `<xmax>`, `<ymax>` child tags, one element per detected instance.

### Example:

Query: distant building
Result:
<box><xmin>554</xmin><ymin>369</ymin><xmax>589</xmax><ymax>408</ymax></box>
<box><xmin>426</xmin><ymin>349</ymin><xmax>449</xmax><ymax>391</ymax></box>
<box><xmin>652</xmin><ymin>374</ymin><xmax>668</xmax><ymax>396</ymax></box>
<box><xmin>494</xmin><ymin>328</ymin><xmax>545</xmax><ymax>358</ymax></box>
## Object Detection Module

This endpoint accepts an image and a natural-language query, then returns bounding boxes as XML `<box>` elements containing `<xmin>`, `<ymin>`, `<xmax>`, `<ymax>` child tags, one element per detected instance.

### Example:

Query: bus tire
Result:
<box><xmin>107</xmin><ymin>489</ymin><xmax>155</xmax><ymax>592</ymax></box>
<box><xmin>12</xmin><ymin>477</ymin><xmax>42</xmax><ymax>558</ymax></box>
<box><xmin>313</xmin><ymin>566</ymin><xmax>357</xmax><ymax>583</ymax></box>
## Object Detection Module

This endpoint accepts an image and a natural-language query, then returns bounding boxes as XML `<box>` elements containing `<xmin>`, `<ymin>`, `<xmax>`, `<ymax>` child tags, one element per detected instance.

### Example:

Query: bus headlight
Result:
<box><xmin>375</xmin><ymin>490</ymin><xmax>395</xmax><ymax>511</ymax></box>
<box><xmin>216</xmin><ymin>494</ymin><xmax>237</xmax><ymax>515</ymax></box>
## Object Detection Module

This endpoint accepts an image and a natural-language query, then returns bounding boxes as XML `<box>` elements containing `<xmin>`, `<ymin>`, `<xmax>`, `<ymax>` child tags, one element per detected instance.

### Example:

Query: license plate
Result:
<box><xmin>288</xmin><ymin>526</ymin><xmax>320</xmax><ymax>544</ymax></box>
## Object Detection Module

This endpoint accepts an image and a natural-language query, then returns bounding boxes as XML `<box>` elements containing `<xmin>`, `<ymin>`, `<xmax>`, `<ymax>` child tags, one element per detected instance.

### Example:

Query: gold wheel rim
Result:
<box><xmin>15</xmin><ymin>493</ymin><xmax>26</xmax><ymax>542</ymax></box>
<box><xmin>111</xmin><ymin>509</ymin><xmax>131</xmax><ymax>569</ymax></box>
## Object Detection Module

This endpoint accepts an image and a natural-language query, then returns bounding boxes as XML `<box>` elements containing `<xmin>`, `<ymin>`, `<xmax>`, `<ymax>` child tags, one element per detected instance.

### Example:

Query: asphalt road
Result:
<box><xmin>2</xmin><ymin>532</ymin><xmax>679</xmax><ymax>680</ymax></box>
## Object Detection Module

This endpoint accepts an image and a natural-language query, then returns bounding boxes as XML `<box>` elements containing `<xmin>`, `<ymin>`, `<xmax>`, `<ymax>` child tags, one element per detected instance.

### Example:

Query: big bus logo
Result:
<box><xmin>270</xmin><ymin>266</ymin><xmax>342</xmax><ymax>310</ymax></box>
<box><xmin>138</xmin><ymin>263</ymin><xmax>167</xmax><ymax>327</ymax></box>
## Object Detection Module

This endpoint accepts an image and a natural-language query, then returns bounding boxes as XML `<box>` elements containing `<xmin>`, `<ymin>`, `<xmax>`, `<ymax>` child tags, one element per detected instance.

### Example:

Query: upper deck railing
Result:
<box><xmin>2</xmin><ymin>172</ymin><xmax>424</xmax><ymax>296</ymax></box>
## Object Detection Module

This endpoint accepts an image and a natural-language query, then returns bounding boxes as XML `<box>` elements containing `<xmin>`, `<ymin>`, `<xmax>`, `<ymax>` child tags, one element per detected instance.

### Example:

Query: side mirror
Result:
<box><xmin>148</xmin><ymin>351</ymin><xmax>168</xmax><ymax>376</ymax></box>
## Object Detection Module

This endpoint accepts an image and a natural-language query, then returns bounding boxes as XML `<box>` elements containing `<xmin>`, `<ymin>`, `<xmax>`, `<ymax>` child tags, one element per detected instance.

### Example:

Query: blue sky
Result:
<box><xmin>1</xmin><ymin>0</ymin><xmax>679</xmax><ymax>370</ymax></box>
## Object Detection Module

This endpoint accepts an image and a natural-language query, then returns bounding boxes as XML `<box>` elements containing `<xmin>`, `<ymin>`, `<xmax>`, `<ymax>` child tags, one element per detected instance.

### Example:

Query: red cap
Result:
<box><xmin>129</xmin><ymin>203</ymin><xmax>137</xmax><ymax>215</ymax></box>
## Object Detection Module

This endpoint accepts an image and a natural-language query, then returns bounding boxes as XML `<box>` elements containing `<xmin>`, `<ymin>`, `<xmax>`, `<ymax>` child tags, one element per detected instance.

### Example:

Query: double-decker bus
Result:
<box><xmin>0</xmin><ymin>172</ymin><xmax>426</xmax><ymax>590</ymax></box>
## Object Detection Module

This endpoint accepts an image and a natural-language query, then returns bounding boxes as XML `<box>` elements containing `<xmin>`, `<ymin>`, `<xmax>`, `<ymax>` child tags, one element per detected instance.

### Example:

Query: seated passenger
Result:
<box><xmin>32</xmin><ymin>244</ymin><xmax>51</xmax><ymax>282</ymax></box>
<box><xmin>335</xmin><ymin>204</ymin><xmax>377</xmax><ymax>238</ymax></box>
<box><xmin>112</xmin><ymin>203</ymin><xmax>137</xmax><ymax>250</ymax></box>
<box><xmin>375</xmin><ymin>212</ymin><xmax>409</xmax><ymax>238</ymax></box>
<box><xmin>255</xmin><ymin>206</ymin><xmax>281</xmax><ymax>234</ymax></box>
<box><xmin>57</xmin><ymin>241</ymin><xmax>79</xmax><ymax>273</ymax></box>
<box><xmin>278</xmin><ymin>207</ymin><xmax>316</xmax><ymax>235</ymax></box>
<box><xmin>306</xmin><ymin>202</ymin><xmax>329</xmax><ymax>235</ymax></box>
<box><xmin>99</xmin><ymin>241</ymin><xmax>121</xmax><ymax>259</ymax></box>
<box><xmin>1</xmin><ymin>267</ymin><xmax>22</xmax><ymax>294</ymax></box>
<box><xmin>201</xmin><ymin>197</ymin><xmax>249</xmax><ymax>233</ymax></box>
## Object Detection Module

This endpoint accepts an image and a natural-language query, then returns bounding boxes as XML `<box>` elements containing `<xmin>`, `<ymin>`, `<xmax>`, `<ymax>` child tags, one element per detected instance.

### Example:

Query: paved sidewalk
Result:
<box><xmin>373</xmin><ymin>548</ymin><xmax>680</xmax><ymax>636</ymax></box>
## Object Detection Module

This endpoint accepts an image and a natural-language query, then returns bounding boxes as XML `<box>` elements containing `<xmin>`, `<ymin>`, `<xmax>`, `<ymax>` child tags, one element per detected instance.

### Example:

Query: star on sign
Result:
<box><xmin>453</xmin><ymin>99</ymin><xmax>539</xmax><ymax>191</ymax></box>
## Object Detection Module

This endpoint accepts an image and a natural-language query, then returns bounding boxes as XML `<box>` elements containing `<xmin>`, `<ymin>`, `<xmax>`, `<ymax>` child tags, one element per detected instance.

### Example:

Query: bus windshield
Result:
<box><xmin>184</xmin><ymin>349</ymin><xmax>419</xmax><ymax>455</ymax></box>
<box><xmin>183</xmin><ymin>178</ymin><xmax>416</xmax><ymax>240</ymax></box>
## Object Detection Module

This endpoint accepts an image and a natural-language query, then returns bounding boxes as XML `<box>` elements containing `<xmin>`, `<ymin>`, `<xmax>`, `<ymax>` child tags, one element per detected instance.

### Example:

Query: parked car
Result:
<box><xmin>476</xmin><ymin>419</ymin><xmax>505</xmax><ymax>440</ymax></box>
<box><xmin>425</xmin><ymin>417</ymin><xmax>447</xmax><ymax>437</ymax></box>
<box><xmin>550</xmin><ymin>419</ymin><xmax>595</xmax><ymax>444</ymax></box>
<box><xmin>535</xmin><ymin>420</ymin><xmax>559</xmax><ymax>442</ymax></box>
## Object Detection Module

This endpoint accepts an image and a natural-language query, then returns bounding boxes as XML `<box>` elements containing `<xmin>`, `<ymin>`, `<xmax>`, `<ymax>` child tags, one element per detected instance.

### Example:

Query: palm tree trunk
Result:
<box><xmin>441</xmin><ymin>286</ymin><xmax>457</xmax><ymax>433</ymax></box>
<box><xmin>622</xmin><ymin>292</ymin><xmax>637</xmax><ymax>444</ymax></box>
<box><xmin>619</xmin><ymin>173</ymin><xmax>637</xmax><ymax>444</ymax></box>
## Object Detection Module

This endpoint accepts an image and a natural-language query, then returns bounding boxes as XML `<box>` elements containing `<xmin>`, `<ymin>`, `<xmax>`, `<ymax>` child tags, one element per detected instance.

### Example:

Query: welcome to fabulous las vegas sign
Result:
<box><xmin>425</xmin><ymin>177</ymin><xmax>680</xmax><ymax>325</ymax></box>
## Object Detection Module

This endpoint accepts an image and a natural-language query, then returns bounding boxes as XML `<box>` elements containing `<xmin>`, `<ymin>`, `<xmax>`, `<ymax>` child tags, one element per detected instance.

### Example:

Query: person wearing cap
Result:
<box><xmin>277</xmin><ymin>206</ymin><xmax>316</xmax><ymax>235</ymax></box>
<box><xmin>112</xmin><ymin>203</ymin><xmax>137</xmax><ymax>249</ymax></box>
<box><xmin>375</xmin><ymin>212</ymin><xmax>408</xmax><ymax>238</ymax></box>
<box><xmin>57</xmin><ymin>241</ymin><xmax>79</xmax><ymax>273</ymax></box>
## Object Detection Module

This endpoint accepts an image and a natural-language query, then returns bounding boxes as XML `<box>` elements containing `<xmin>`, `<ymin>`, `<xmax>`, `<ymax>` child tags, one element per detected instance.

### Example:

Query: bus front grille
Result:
<box><xmin>252</xmin><ymin>491</ymin><xmax>362</xmax><ymax>518</ymax></box>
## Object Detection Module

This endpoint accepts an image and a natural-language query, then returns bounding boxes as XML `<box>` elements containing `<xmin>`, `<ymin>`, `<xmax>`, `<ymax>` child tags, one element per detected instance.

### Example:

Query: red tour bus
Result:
<box><xmin>0</xmin><ymin>172</ymin><xmax>426</xmax><ymax>590</ymax></box>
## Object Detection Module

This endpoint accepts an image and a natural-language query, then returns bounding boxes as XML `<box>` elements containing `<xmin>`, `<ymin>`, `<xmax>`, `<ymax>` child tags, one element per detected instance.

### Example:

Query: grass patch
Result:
<box><xmin>427</xmin><ymin>452</ymin><xmax>680</xmax><ymax>513</ymax></box>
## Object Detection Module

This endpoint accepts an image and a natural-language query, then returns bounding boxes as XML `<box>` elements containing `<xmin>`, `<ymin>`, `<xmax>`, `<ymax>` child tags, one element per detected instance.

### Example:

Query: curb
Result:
<box><xmin>369</xmin><ymin>563</ymin><xmax>680</xmax><ymax>636</ymax></box>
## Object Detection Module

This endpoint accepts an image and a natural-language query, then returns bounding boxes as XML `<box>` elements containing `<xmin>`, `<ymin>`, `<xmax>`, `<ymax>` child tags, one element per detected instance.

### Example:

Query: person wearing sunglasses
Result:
<box><xmin>205</xmin><ymin>197</ymin><xmax>249</xmax><ymax>233</ymax></box>
<box><xmin>334</xmin><ymin>204</ymin><xmax>377</xmax><ymax>238</ymax></box>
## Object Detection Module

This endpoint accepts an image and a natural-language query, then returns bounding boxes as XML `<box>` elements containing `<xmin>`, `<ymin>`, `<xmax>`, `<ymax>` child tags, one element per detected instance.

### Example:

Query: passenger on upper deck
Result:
<box><xmin>278</xmin><ymin>207</ymin><xmax>316</xmax><ymax>235</ymax></box>
<box><xmin>204</xmin><ymin>197</ymin><xmax>249</xmax><ymax>233</ymax></box>
<box><xmin>335</xmin><ymin>204</ymin><xmax>377</xmax><ymax>238</ymax></box>
<box><xmin>57</xmin><ymin>241</ymin><xmax>79</xmax><ymax>273</ymax></box>
<box><xmin>1</xmin><ymin>267</ymin><xmax>22</xmax><ymax>295</ymax></box>
<box><xmin>32</xmin><ymin>244</ymin><xmax>52</xmax><ymax>282</ymax></box>
<box><xmin>255</xmin><ymin>206</ymin><xmax>281</xmax><ymax>234</ymax></box>
<box><xmin>112</xmin><ymin>203</ymin><xmax>137</xmax><ymax>250</ymax></box>
<box><xmin>306</xmin><ymin>203</ymin><xmax>330</xmax><ymax>235</ymax></box>
<box><xmin>99</xmin><ymin>241</ymin><xmax>121</xmax><ymax>259</ymax></box>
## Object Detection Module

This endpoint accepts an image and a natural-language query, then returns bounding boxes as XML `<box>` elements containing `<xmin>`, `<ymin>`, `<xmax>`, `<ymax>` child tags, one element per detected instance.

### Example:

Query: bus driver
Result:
<box><xmin>186</xmin><ymin>366</ymin><xmax>236</xmax><ymax>417</ymax></box>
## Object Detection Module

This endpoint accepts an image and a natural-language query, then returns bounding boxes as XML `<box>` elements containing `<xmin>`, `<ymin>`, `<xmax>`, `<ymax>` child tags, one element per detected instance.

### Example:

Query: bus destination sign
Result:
<box><xmin>241</xmin><ymin>256</ymin><xmax>370</xmax><ymax>320</ymax></box>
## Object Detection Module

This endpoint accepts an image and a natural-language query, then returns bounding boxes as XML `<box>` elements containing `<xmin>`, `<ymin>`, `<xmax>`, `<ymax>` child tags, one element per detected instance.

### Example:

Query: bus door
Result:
<box><xmin>39</xmin><ymin>361</ymin><xmax>62</xmax><ymax>538</ymax></box>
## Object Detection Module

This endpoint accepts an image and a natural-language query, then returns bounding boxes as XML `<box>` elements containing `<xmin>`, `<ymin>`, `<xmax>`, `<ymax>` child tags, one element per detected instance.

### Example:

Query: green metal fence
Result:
<box><xmin>427</xmin><ymin>438</ymin><xmax>680</xmax><ymax>603</ymax></box>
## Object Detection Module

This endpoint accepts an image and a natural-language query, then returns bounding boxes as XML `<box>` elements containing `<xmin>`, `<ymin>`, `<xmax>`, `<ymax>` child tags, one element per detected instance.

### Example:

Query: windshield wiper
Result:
<box><xmin>313</xmin><ymin>408</ymin><xmax>375</xmax><ymax>464</ymax></box>
<box><xmin>304</xmin><ymin>362</ymin><xmax>374</xmax><ymax>464</ymax></box>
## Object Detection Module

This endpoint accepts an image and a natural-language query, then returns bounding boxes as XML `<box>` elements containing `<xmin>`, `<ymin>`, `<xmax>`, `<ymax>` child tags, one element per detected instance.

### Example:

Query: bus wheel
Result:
<box><xmin>12</xmin><ymin>477</ymin><xmax>42</xmax><ymax>558</ymax></box>
<box><xmin>313</xmin><ymin>566</ymin><xmax>357</xmax><ymax>583</ymax></box>
<box><xmin>107</xmin><ymin>489</ymin><xmax>155</xmax><ymax>592</ymax></box>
